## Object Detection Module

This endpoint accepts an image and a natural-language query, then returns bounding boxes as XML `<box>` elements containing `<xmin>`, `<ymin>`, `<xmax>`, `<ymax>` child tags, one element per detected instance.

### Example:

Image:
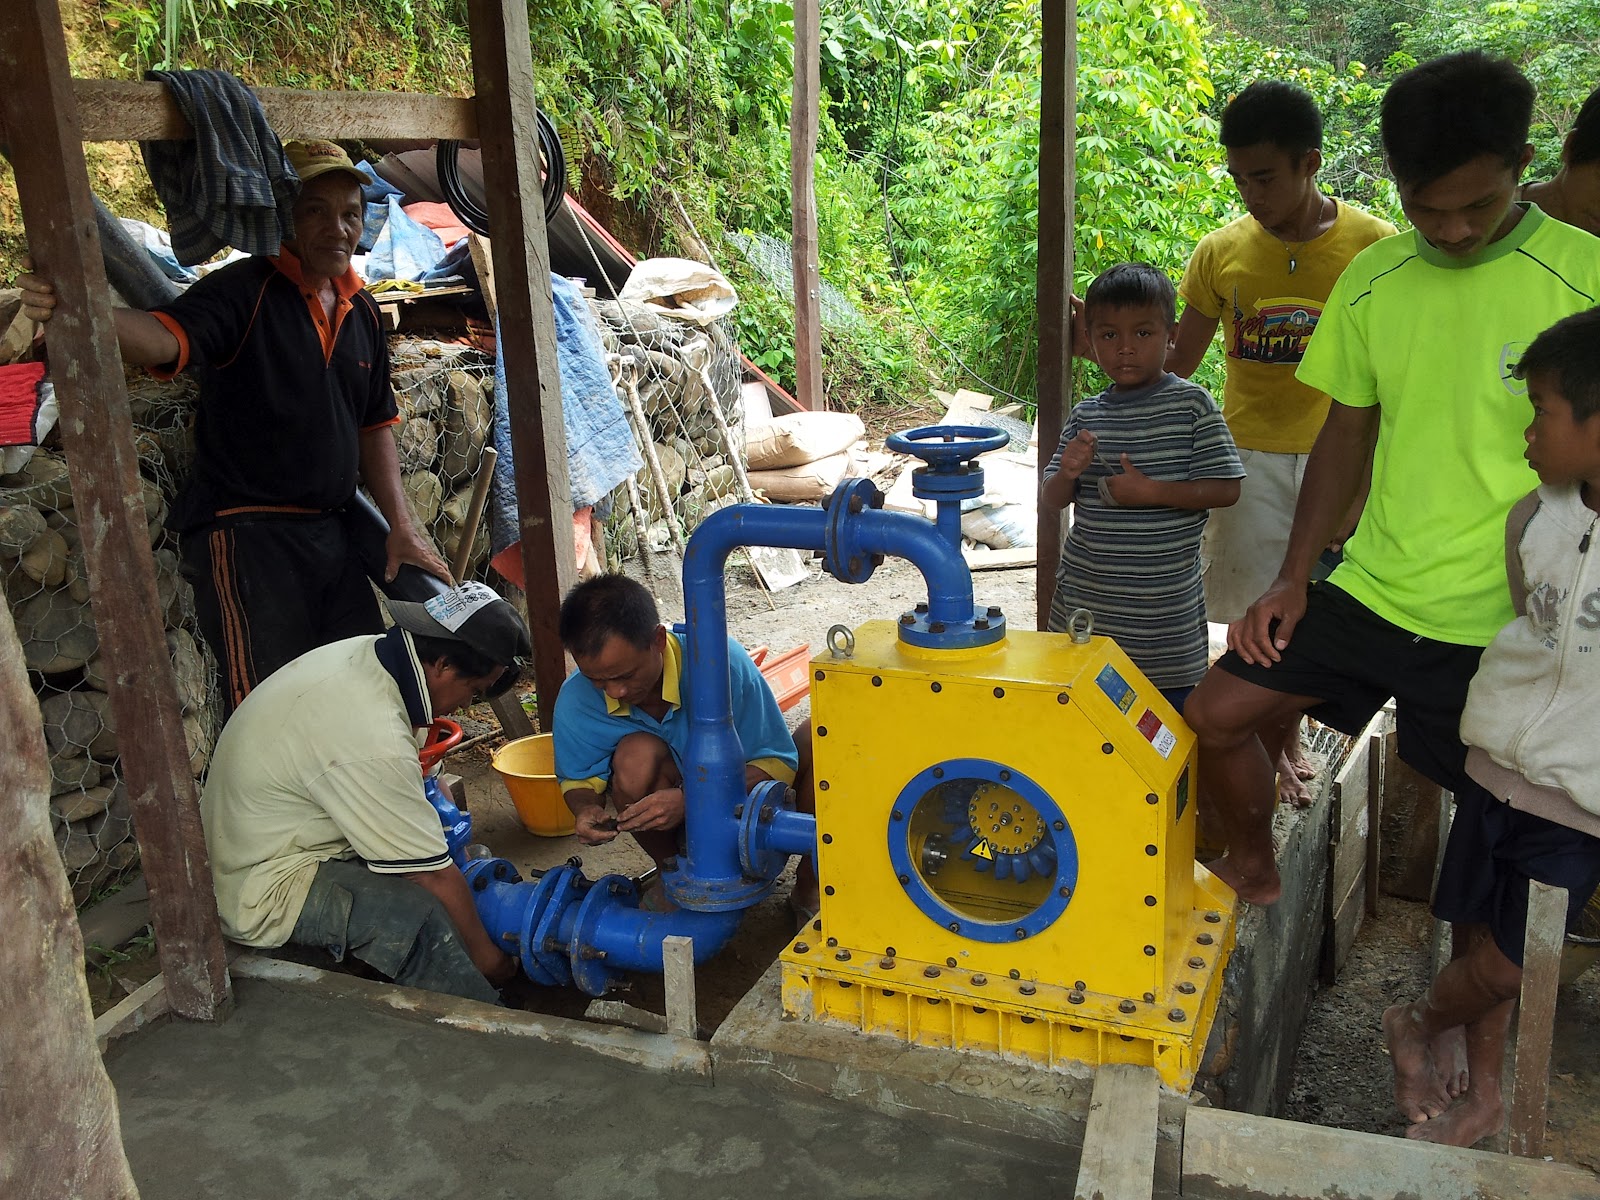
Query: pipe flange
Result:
<box><xmin>739</xmin><ymin>778</ymin><xmax>796</xmax><ymax>880</ymax></box>
<box><xmin>568</xmin><ymin>873</ymin><xmax>636</xmax><ymax>996</ymax></box>
<box><xmin>528</xmin><ymin>865</ymin><xmax>584</xmax><ymax>987</ymax></box>
<box><xmin>823</xmin><ymin>478</ymin><xmax>886</xmax><ymax>585</ymax></box>
<box><xmin>662</xmin><ymin>861</ymin><xmax>778</xmax><ymax>911</ymax></box>
<box><xmin>897</xmin><ymin>606</ymin><xmax>1007</xmax><ymax>650</ymax></box>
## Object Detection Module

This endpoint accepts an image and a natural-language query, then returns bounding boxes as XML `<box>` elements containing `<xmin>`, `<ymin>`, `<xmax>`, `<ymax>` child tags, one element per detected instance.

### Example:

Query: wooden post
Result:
<box><xmin>0</xmin><ymin>582</ymin><xmax>138</xmax><ymax>1196</ymax></box>
<box><xmin>662</xmin><ymin>934</ymin><xmax>698</xmax><ymax>1039</ymax></box>
<box><xmin>790</xmin><ymin>0</ymin><xmax>824</xmax><ymax>412</ymax></box>
<box><xmin>1034</xmin><ymin>0</ymin><xmax>1076</xmax><ymax>629</ymax></box>
<box><xmin>1508</xmin><ymin>880</ymin><xmax>1567</xmax><ymax>1158</ymax></box>
<box><xmin>465</xmin><ymin>0</ymin><xmax>577</xmax><ymax>732</ymax></box>
<box><xmin>1364</xmin><ymin>727</ymin><xmax>1384</xmax><ymax>916</ymax></box>
<box><xmin>1074</xmin><ymin>1064</ymin><xmax>1159</xmax><ymax>1200</ymax></box>
<box><xmin>0</xmin><ymin>0</ymin><xmax>231</xmax><ymax>1022</ymax></box>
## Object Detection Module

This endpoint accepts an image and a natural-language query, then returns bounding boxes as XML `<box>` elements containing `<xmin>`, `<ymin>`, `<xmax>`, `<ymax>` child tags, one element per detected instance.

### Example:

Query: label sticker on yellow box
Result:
<box><xmin>1095</xmin><ymin>664</ymin><xmax>1137</xmax><ymax>714</ymax></box>
<box><xmin>1136</xmin><ymin>707</ymin><xmax>1177</xmax><ymax>758</ymax></box>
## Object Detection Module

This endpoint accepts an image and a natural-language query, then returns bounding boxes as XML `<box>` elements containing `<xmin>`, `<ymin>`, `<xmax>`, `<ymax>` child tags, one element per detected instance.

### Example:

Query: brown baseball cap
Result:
<box><xmin>284</xmin><ymin>139</ymin><xmax>368</xmax><ymax>187</ymax></box>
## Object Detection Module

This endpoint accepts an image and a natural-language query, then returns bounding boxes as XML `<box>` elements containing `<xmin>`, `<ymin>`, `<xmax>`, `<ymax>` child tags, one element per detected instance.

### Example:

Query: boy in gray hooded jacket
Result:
<box><xmin>1383</xmin><ymin>306</ymin><xmax>1600</xmax><ymax>1148</ymax></box>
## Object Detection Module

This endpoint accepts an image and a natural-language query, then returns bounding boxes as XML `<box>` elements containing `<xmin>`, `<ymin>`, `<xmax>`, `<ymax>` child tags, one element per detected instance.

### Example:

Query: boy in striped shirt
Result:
<box><xmin>1042</xmin><ymin>263</ymin><xmax>1245</xmax><ymax>709</ymax></box>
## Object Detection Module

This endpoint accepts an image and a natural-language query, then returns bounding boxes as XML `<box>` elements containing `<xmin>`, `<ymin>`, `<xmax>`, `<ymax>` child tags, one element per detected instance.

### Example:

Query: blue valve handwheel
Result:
<box><xmin>886</xmin><ymin>425</ymin><xmax>1009</xmax><ymax>467</ymax></box>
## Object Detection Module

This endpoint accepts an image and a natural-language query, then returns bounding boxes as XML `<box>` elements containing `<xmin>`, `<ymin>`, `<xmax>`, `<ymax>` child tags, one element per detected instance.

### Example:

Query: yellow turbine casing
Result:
<box><xmin>780</xmin><ymin>620</ymin><xmax>1235</xmax><ymax>1092</ymax></box>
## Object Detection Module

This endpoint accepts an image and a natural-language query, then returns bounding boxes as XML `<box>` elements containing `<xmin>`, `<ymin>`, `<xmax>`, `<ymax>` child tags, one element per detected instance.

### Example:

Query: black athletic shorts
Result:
<box><xmin>181</xmin><ymin>512</ymin><xmax>383</xmax><ymax>715</ymax></box>
<box><xmin>1432</xmin><ymin>782</ymin><xmax>1600</xmax><ymax>966</ymax></box>
<box><xmin>1216</xmin><ymin>583</ymin><xmax>1483</xmax><ymax>795</ymax></box>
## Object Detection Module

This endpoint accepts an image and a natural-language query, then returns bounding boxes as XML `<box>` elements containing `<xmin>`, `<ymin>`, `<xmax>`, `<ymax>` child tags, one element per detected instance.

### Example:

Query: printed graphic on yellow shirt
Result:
<box><xmin>1229</xmin><ymin>291</ymin><xmax>1323</xmax><ymax>366</ymax></box>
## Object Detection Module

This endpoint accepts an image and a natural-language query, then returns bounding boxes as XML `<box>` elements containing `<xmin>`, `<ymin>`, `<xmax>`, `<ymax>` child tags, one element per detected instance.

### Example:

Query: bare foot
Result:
<box><xmin>1276</xmin><ymin>751</ymin><xmax>1315</xmax><ymax>809</ymax></box>
<box><xmin>1383</xmin><ymin>1003</ymin><xmax>1451</xmax><ymax>1123</ymax></box>
<box><xmin>1207</xmin><ymin>854</ymin><xmax>1282</xmax><ymax>905</ymax></box>
<box><xmin>1431</xmin><ymin>1026</ymin><xmax>1469</xmax><ymax>1099</ymax></box>
<box><xmin>1285</xmin><ymin>747</ymin><xmax>1318</xmax><ymax>781</ymax></box>
<box><xmin>1404</xmin><ymin>1093</ymin><xmax>1504</xmax><ymax>1148</ymax></box>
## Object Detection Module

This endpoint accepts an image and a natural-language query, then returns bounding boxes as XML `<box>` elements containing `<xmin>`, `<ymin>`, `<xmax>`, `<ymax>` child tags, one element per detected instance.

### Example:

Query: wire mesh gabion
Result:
<box><xmin>390</xmin><ymin>339</ymin><xmax>499</xmax><ymax>583</ymax></box>
<box><xmin>4</xmin><ymin>387</ymin><xmax>219</xmax><ymax>908</ymax></box>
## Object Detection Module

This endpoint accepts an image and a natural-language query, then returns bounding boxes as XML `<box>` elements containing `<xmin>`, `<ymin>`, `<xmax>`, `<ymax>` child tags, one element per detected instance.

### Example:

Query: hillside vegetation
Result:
<box><xmin>3</xmin><ymin>0</ymin><xmax>1594</xmax><ymax>412</ymax></box>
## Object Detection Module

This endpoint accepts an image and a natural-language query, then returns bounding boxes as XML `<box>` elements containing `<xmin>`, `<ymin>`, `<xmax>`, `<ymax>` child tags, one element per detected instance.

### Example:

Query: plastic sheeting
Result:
<box><xmin>488</xmin><ymin>274</ymin><xmax>642</xmax><ymax>561</ymax></box>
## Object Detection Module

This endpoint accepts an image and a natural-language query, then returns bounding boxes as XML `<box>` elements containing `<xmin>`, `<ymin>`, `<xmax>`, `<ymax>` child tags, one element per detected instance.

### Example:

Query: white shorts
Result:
<box><xmin>1201</xmin><ymin>448</ymin><xmax>1308</xmax><ymax>623</ymax></box>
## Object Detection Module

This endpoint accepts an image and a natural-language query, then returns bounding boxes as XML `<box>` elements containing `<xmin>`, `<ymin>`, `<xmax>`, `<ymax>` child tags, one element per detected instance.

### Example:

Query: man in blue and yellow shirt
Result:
<box><xmin>553</xmin><ymin>574</ymin><xmax>801</xmax><ymax>874</ymax></box>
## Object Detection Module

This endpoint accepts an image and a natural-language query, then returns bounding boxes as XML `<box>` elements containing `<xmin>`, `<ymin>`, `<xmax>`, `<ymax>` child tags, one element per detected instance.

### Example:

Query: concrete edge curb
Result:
<box><xmin>229</xmin><ymin>954</ymin><xmax>712</xmax><ymax>1078</ymax></box>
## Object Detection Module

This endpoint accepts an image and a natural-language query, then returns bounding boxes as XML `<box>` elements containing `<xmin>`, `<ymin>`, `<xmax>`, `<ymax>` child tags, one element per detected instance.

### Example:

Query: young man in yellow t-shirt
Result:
<box><xmin>1170</xmin><ymin>80</ymin><xmax>1395</xmax><ymax>804</ymax></box>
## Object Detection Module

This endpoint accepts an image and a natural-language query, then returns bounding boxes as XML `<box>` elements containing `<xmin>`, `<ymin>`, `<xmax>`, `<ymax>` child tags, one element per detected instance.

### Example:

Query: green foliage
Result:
<box><xmin>101</xmin><ymin>0</ymin><xmax>474</xmax><ymax>91</ymax></box>
<box><xmin>89</xmin><ymin>0</ymin><xmax>1600</xmax><ymax>420</ymax></box>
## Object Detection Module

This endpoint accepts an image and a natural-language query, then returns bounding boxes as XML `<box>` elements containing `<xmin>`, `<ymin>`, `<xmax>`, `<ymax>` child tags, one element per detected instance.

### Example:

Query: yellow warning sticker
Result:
<box><xmin>971</xmin><ymin>839</ymin><xmax>994</xmax><ymax>861</ymax></box>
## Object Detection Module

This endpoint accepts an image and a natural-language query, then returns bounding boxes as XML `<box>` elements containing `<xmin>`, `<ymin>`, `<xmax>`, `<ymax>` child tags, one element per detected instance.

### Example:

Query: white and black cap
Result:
<box><xmin>387</xmin><ymin>582</ymin><xmax>532</xmax><ymax>666</ymax></box>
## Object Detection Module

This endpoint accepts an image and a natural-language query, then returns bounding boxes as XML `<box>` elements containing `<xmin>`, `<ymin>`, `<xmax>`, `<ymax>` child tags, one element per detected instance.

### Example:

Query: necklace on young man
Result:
<box><xmin>1281</xmin><ymin>195</ymin><xmax>1335</xmax><ymax>275</ymax></box>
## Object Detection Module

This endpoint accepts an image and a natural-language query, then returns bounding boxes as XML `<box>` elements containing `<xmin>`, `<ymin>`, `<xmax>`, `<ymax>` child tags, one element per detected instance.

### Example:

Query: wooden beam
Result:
<box><xmin>1183</xmin><ymin>1106</ymin><xmax>1599</xmax><ymax>1199</ymax></box>
<box><xmin>1034</xmin><ymin>0</ymin><xmax>1076</xmax><ymax>629</ymax></box>
<box><xmin>0</xmin><ymin>0</ymin><xmax>231</xmax><ymax>1022</ymax></box>
<box><xmin>1508</xmin><ymin>880</ymin><xmax>1567</xmax><ymax>1158</ymax></box>
<box><xmin>0</xmin><ymin>537</ymin><xmax>139</xmax><ymax>1196</ymax></box>
<box><xmin>1073</xmin><ymin>1064</ymin><xmax>1159</xmax><ymax>1200</ymax></box>
<box><xmin>465</xmin><ymin>0</ymin><xmax>576</xmax><ymax>732</ymax></box>
<box><xmin>790</xmin><ymin>0</ymin><xmax>824</xmax><ymax>411</ymax></box>
<box><xmin>66</xmin><ymin>78</ymin><xmax>476</xmax><ymax>142</ymax></box>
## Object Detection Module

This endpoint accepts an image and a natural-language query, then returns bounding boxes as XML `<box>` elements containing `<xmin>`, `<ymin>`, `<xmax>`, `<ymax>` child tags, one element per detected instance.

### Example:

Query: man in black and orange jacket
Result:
<box><xmin>21</xmin><ymin>139</ymin><xmax>449</xmax><ymax>715</ymax></box>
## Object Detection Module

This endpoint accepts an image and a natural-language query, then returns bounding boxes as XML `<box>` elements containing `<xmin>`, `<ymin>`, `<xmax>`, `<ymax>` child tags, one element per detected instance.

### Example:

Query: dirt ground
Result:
<box><xmin>1284</xmin><ymin>896</ymin><xmax>1600</xmax><ymax>1171</ymax></box>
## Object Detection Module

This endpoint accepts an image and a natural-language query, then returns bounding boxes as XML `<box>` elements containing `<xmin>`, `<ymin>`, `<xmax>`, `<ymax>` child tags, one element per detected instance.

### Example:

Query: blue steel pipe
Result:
<box><xmin>578</xmin><ymin>903</ymin><xmax>744</xmax><ymax>973</ymax></box>
<box><xmin>847</xmin><ymin>508</ymin><xmax>975</xmax><ymax>630</ymax></box>
<box><xmin>677</xmin><ymin>504</ymin><xmax>828</xmax><ymax>907</ymax></box>
<box><xmin>765</xmin><ymin>807</ymin><xmax>817</xmax><ymax>859</ymax></box>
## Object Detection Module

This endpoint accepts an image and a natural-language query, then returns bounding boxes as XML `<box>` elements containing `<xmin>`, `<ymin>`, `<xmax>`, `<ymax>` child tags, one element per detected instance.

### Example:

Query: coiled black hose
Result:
<box><xmin>437</xmin><ymin>109</ymin><xmax>566</xmax><ymax>237</ymax></box>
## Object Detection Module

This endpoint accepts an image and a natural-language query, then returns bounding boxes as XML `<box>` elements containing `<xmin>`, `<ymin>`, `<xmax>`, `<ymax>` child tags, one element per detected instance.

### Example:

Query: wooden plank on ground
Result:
<box><xmin>1509</xmin><ymin>880</ymin><xmax>1568</xmax><ymax>1158</ymax></box>
<box><xmin>67</xmin><ymin>78</ymin><xmax>476</xmax><ymax>142</ymax></box>
<box><xmin>789</xmin><ymin>0</ymin><xmax>823</xmax><ymax>411</ymax></box>
<box><xmin>93</xmin><ymin>971</ymin><xmax>171</xmax><ymax>1053</ymax></box>
<box><xmin>1388</xmin><ymin>725</ymin><xmax>1447</xmax><ymax>901</ymax></box>
<box><xmin>964</xmin><ymin>546</ymin><xmax>1036</xmax><ymax>571</ymax></box>
<box><xmin>1</xmin><ymin>0</ymin><xmax>231</xmax><ymax>1023</ymax></box>
<box><xmin>1033</xmin><ymin>0</ymin><xmax>1076</xmax><ymax>630</ymax></box>
<box><xmin>1182</xmin><ymin>1106</ymin><xmax>1599</xmax><ymax>1199</ymax></box>
<box><xmin>1073</xmin><ymin>1064</ymin><xmax>1159</xmax><ymax>1200</ymax></box>
<box><xmin>464</xmin><ymin>0</ymin><xmax>576</xmax><ymax>732</ymax></box>
<box><xmin>1327</xmin><ymin>867</ymin><xmax>1366</xmax><ymax>981</ymax></box>
<box><xmin>1320</xmin><ymin>711</ymin><xmax>1386</xmax><ymax>982</ymax></box>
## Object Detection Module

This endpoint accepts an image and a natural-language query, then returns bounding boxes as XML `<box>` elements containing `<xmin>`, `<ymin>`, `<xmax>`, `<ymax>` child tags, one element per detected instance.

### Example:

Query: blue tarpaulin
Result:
<box><xmin>489</xmin><ymin>274</ymin><xmax>641</xmax><ymax>558</ymax></box>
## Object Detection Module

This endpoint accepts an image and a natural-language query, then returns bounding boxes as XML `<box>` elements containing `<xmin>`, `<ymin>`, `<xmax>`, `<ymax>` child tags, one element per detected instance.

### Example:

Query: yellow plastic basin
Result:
<box><xmin>492</xmin><ymin>733</ymin><xmax>575</xmax><ymax>837</ymax></box>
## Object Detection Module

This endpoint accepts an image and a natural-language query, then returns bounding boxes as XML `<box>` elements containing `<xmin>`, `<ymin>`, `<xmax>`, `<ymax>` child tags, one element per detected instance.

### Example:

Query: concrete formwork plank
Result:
<box><xmin>1074</xmin><ymin>1064</ymin><xmax>1159</xmax><ymax>1200</ymax></box>
<box><xmin>1182</xmin><ymin>1107</ymin><xmax>1600</xmax><ymax>1199</ymax></box>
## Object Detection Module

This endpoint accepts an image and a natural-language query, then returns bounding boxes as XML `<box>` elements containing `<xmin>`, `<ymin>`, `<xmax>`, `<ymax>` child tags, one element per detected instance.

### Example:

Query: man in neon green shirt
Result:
<box><xmin>1187</xmin><ymin>51</ymin><xmax>1600</xmax><ymax>905</ymax></box>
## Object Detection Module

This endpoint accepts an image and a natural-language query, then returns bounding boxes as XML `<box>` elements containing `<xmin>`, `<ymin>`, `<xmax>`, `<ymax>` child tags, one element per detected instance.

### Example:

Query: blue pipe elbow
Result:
<box><xmin>583</xmin><ymin>902</ymin><xmax>743</xmax><ymax>974</ymax></box>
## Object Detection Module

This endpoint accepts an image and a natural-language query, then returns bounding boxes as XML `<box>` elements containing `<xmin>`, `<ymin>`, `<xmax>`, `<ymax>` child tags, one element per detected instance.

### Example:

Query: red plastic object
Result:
<box><xmin>752</xmin><ymin>643</ymin><xmax>812</xmax><ymax>712</ymax></box>
<box><xmin>418</xmin><ymin>717</ymin><xmax>463</xmax><ymax>773</ymax></box>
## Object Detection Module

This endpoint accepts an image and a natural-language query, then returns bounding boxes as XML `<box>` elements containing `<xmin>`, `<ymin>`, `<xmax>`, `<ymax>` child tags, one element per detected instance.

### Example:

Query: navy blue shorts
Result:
<box><xmin>1215</xmin><ymin>583</ymin><xmax>1483</xmax><ymax>795</ymax></box>
<box><xmin>1432</xmin><ymin>782</ymin><xmax>1600</xmax><ymax>966</ymax></box>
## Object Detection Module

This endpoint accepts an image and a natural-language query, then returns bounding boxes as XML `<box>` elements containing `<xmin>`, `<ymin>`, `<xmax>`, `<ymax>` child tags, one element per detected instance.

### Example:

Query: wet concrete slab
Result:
<box><xmin>106</xmin><ymin>975</ymin><xmax>1069</xmax><ymax>1200</ymax></box>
